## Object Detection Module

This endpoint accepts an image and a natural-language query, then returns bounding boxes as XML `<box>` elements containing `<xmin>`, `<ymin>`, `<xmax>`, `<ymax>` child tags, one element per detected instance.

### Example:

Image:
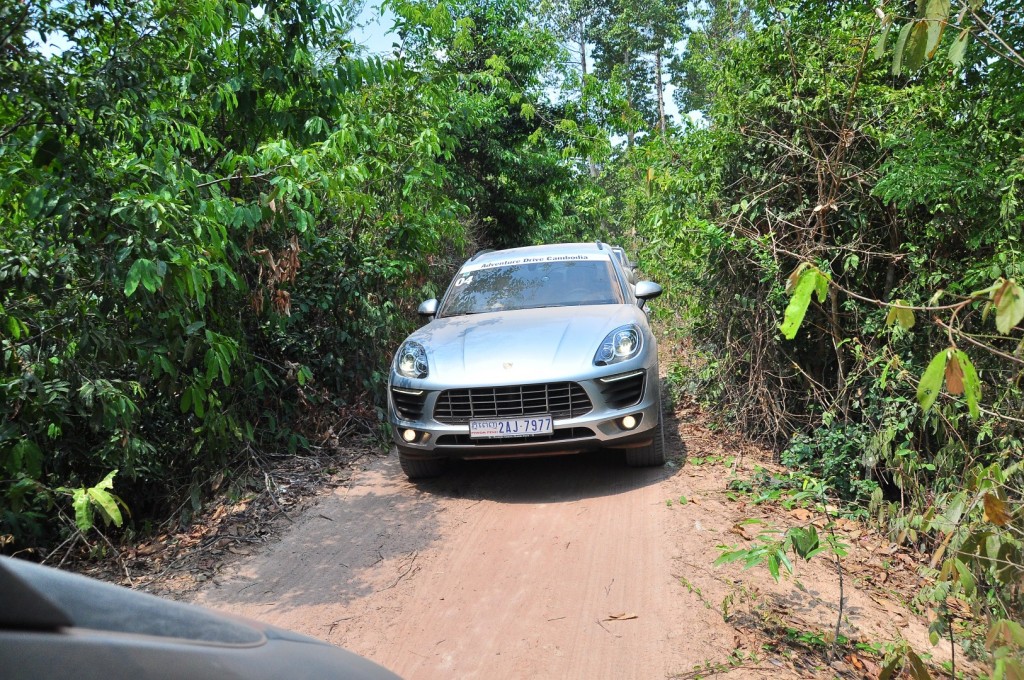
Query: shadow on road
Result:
<box><xmin>408</xmin><ymin>450</ymin><xmax>675</xmax><ymax>504</ymax></box>
<box><xmin>199</xmin><ymin>385</ymin><xmax>691</xmax><ymax>619</ymax></box>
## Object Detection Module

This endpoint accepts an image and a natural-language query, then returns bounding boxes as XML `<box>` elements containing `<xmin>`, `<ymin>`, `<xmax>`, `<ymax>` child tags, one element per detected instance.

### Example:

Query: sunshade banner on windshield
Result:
<box><xmin>459</xmin><ymin>253</ymin><xmax>609</xmax><ymax>274</ymax></box>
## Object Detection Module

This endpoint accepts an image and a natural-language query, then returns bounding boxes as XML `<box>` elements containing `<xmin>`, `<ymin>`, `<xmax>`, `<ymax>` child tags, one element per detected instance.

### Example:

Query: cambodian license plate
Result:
<box><xmin>469</xmin><ymin>416</ymin><xmax>553</xmax><ymax>438</ymax></box>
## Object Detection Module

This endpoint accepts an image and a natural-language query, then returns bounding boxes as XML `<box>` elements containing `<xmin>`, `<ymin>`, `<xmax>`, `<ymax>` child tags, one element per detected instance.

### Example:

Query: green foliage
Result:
<box><xmin>58</xmin><ymin>471</ymin><xmax>129</xmax><ymax>533</ymax></box>
<box><xmin>779</xmin><ymin>265</ymin><xmax>830</xmax><ymax>340</ymax></box>
<box><xmin>715</xmin><ymin>475</ymin><xmax>848</xmax><ymax>582</ymax></box>
<box><xmin>599</xmin><ymin>0</ymin><xmax>1024</xmax><ymax>672</ymax></box>
<box><xmin>782</xmin><ymin>427</ymin><xmax>880</xmax><ymax>502</ymax></box>
<box><xmin>2</xmin><ymin>0</ymin><xmax>1022</xmax><ymax>671</ymax></box>
<box><xmin>1</xmin><ymin>0</ymin><xmax>586</xmax><ymax>550</ymax></box>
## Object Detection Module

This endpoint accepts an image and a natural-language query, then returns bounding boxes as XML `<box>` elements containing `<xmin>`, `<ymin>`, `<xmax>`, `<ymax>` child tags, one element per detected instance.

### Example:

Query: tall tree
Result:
<box><xmin>388</xmin><ymin>0</ymin><xmax>573</xmax><ymax>247</ymax></box>
<box><xmin>670</xmin><ymin>0</ymin><xmax>754</xmax><ymax>113</ymax></box>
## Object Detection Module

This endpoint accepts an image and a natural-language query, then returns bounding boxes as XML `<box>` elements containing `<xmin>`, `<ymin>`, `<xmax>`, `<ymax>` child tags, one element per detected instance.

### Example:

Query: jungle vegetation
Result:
<box><xmin>2</xmin><ymin>0</ymin><xmax>1022</xmax><ymax>673</ymax></box>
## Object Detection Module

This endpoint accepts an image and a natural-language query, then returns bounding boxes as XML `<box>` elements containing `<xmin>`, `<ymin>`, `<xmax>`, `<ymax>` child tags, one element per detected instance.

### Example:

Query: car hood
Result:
<box><xmin>404</xmin><ymin>305</ymin><xmax>646</xmax><ymax>386</ymax></box>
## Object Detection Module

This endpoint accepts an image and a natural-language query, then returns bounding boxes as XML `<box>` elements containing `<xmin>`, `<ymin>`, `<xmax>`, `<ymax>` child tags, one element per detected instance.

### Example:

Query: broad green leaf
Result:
<box><xmin>925</xmin><ymin>20</ymin><xmax>945</xmax><ymax>59</ymax></box>
<box><xmin>892</xmin><ymin>21</ymin><xmax>915</xmax><ymax>75</ymax></box>
<box><xmin>956</xmin><ymin>350</ymin><xmax>981</xmax><ymax>420</ymax></box>
<box><xmin>194</xmin><ymin>389</ymin><xmax>206</xmax><ymax>418</ymax></box>
<box><xmin>790</xmin><ymin>526</ymin><xmax>820</xmax><ymax>559</ymax></box>
<box><xmin>24</xmin><ymin>187</ymin><xmax>46</xmax><ymax>219</ymax></box>
<box><xmin>777</xmin><ymin>550</ymin><xmax>793</xmax><ymax>575</ymax></box>
<box><xmin>873</xmin><ymin>19</ymin><xmax>892</xmax><ymax>60</ymax></box>
<box><xmin>10</xmin><ymin>440</ymin><xmax>43</xmax><ymax>478</ymax></box>
<box><xmin>780</xmin><ymin>269</ymin><xmax>818</xmax><ymax>340</ymax></box>
<box><xmin>125</xmin><ymin>259</ymin><xmax>152</xmax><ymax>297</ymax></box>
<box><xmin>87</xmin><ymin>487</ymin><xmax>123</xmax><ymax>527</ymax></box>
<box><xmin>953</xmin><ymin>557</ymin><xmax>976</xmax><ymax>597</ymax></box>
<box><xmin>5</xmin><ymin>315</ymin><xmax>22</xmax><ymax>339</ymax></box>
<box><xmin>924</xmin><ymin>0</ymin><xmax>950</xmax><ymax>21</ymax></box>
<box><xmin>904</xmin><ymin>21</ymin><xmax>931</xmax><ymax>72</ymax></box>
<box><xmin>949</xmin><ymin>28</ymin><xmax>970</xmax><ymax>67</ymax></box>
<box><xmin>917</xmin><ymin>349</ymin><xmax>950</xmax><ymax>412</ymax></box>
<box><xmin>219</xmin><ymin>355</ymin><xmax>231</xmax><ymax>386</ymax></box>
<box><xmin>713</xmin><ymin>549</ymin><xmax>747</xmax><ymax>567</ymax></box>
<box><xmin>886</xmin><ymin>300</ymin><xmax>915</xmax><ymax>329</ymax></box>
<box><xmin>994</xmin><ymin>280</ymin><xmax>1024</xmax><ymax>334</ymax></box>
<box><xmin>142</xmin><ymin>261</ymin><xmax>161</xmax><ymax>293</ymax></box>
<box><xmin>813</xmin><ymin>270</ymin><xmax>828</xmax><ymax>303</ymax></box>
<box><xmin>94</xmin><ymin>469</ymin><xmax>117</xmax><ymax>491</ymax></box>
<box><xmin>767</xmin><ymin>551</ymin><xmax>780</xmax><ymax>580</ymax></box>
<box><xmin>73</xmin><ymin>488</ymin><xmax>93</xmax><ymax>532</ymax></box>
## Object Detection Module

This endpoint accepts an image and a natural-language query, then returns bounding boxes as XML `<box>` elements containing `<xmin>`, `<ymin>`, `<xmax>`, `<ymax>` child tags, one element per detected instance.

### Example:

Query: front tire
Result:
<box><xmin>625</xmin><ymin>417</ymin><xmax>666</xmax><ymax>467</ymax></box>
<box><xmin>398</xmin><ymin>451</ymin><xmax>448</xmax><ymax>479</ymax></box>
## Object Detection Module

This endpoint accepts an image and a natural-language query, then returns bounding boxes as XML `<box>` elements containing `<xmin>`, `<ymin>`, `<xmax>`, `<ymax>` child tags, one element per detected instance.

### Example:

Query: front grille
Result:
<box><xmin>598</xmin><ymin>370</ymin><xmax>646</xmax><ymax>409</ymax></box>
<box><xmin>391</xmin><ymin>388</ymin><xmax>427</xmax><ymax>420</ymax></box>
<box><xmin>436</xmin><ymin>427</ymin><xmax>595</xmax><ymax>446</ymax></box>
<box><xmin>433</xmin><ymin>382</ymin><xmax>592</xmax><ymax>424</ymax></box>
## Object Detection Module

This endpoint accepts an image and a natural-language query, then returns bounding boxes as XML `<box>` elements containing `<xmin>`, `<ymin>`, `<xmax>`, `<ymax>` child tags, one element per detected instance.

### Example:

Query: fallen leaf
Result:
<box><xmin>604</xmin><ymin>613</ymin><xmax>638</xmax><ymax>621</ymax></box>
<box><xmin>896</xmin><ymin>552</ymin><xmax>918</xmax><ymax>568</ymax></box>
<box><xmin>789</xmin><ymin>508</ymin><xmax>813</xmax><ymax>522</ymax></box>
<box><xmin>730</xmin><ymin>523</ymin><xmax>758</xmax><ymax>541</ymax></box>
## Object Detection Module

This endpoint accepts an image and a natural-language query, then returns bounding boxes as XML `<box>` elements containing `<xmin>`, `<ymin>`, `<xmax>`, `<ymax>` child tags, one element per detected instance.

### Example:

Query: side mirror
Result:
<box><xmin>417</xmin><ymin>298</ymin><xmax>438</xmax><ymax>317</ymax></box>
<box><xmin>634</xmin><ymin>281</ymin><xmax>662</xmax><ymax>302</ymax></box>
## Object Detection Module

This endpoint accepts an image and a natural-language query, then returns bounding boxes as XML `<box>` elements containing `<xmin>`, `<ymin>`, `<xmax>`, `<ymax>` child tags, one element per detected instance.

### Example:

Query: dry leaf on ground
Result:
<box><xmin>604</xmin><ymin>613</ymin><xmax>638</xmax><ymax>621</ymax></box>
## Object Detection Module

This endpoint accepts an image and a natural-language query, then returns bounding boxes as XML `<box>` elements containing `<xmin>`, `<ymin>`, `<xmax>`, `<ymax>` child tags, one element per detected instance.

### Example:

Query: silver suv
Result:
<box><xmin>387</xmin><ymin>242</ymin><xmax>664</xmax><ymax>479</ymax></box>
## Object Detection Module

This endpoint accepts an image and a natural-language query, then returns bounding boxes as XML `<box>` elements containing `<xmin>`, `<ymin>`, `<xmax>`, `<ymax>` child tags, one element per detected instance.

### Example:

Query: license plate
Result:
<box><xmin>469</xmin><ymin>416</ymin><xmax>553</xmax><ymax>438</ymax></box>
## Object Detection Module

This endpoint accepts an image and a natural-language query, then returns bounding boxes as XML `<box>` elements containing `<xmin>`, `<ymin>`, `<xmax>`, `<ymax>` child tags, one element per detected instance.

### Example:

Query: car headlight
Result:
<box><xmin>593</xmin><ymin>325</ymin><xmax>643</xmax><ymax>366</ymax></box>
<box><xmin>395</xmin><ymin>341</ymin><xmax>429</xmax><ymax>379</ymax></box>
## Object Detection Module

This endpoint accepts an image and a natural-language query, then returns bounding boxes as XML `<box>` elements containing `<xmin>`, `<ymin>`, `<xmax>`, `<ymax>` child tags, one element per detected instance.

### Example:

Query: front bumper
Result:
<box><xmin>387</xmin><ymin>369</ymin><xmax>660</xmax><ymax>460</ymax></box>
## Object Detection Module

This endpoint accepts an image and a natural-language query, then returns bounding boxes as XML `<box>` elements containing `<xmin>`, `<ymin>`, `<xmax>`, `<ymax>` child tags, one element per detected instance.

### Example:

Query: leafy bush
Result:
<box><xmin>782</xmin><ymin>427</ymin><xmax>879</xmax><ymax>503</ymax></box>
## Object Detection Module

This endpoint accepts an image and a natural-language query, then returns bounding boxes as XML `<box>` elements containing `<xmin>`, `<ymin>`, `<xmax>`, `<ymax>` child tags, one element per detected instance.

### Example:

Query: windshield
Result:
<box><xmin>438</xmin><ymin>259</ymin><xmax>624</xmax><ymax>317</ymax></box>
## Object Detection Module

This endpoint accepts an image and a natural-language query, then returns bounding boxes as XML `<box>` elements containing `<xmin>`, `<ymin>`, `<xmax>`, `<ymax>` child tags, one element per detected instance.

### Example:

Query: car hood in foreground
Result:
<box><xmin>402</xmin><ymin>305</ymin><xmax>649</xmax><ymax>387</ymax></box>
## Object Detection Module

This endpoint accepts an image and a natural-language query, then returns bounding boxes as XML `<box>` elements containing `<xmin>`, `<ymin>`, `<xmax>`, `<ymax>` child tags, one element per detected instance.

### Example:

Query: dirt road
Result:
<box><xmin>192</xmin><ymin>443</ymin><xmax>743</xmax><ymax>679</ymax></box>
<box><xmin>192</xmin><ymin>418</ymin><xmax>948</xmax><ymax>679</ymax></box>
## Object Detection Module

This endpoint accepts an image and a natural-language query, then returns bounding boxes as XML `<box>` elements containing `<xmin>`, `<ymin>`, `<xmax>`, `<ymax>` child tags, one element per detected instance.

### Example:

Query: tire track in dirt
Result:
<box><xmin>193</xmin><ymin>450</ymin><xmax>739</xmax><ymax>679</ymax></box>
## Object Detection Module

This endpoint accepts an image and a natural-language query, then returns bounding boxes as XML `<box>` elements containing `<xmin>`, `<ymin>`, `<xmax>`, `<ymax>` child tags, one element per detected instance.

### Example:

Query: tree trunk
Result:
<box><xmin>579</xmin><ymin>22</ymin><xmax>587</xmax><ymax>77</ymax></box>
<box><xmin>579</xmin><ymin>23</ymin><xmax>599</xmax><ymax>178</ymax></box>
<box><xmin>655</xmin><ymin>47</ymin><xmax>665</xmax><ymax>136</ymax></box>
<box><xmin>625</xmin><ymin>46</ymin><xmax>634</xmax><ymax>149</ymax></box>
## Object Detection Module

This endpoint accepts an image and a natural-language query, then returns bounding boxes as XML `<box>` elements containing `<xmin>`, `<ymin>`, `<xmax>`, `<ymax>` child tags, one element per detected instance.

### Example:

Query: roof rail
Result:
<box><xmin>470</xmin><ymin>248</ymin><xmax>494</xmax><ymax>261</ymax></box>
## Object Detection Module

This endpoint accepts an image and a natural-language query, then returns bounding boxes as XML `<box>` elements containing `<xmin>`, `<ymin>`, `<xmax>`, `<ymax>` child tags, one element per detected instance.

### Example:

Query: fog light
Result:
<box><xmin>402</xmin><ymin>429</ymin><xmax>417</xmax><ymax>443</ymax></box>
<box><xmin>621</xmin><ymin>415</ymin><xmax>637</xmax><ymax>430</ymax></box>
